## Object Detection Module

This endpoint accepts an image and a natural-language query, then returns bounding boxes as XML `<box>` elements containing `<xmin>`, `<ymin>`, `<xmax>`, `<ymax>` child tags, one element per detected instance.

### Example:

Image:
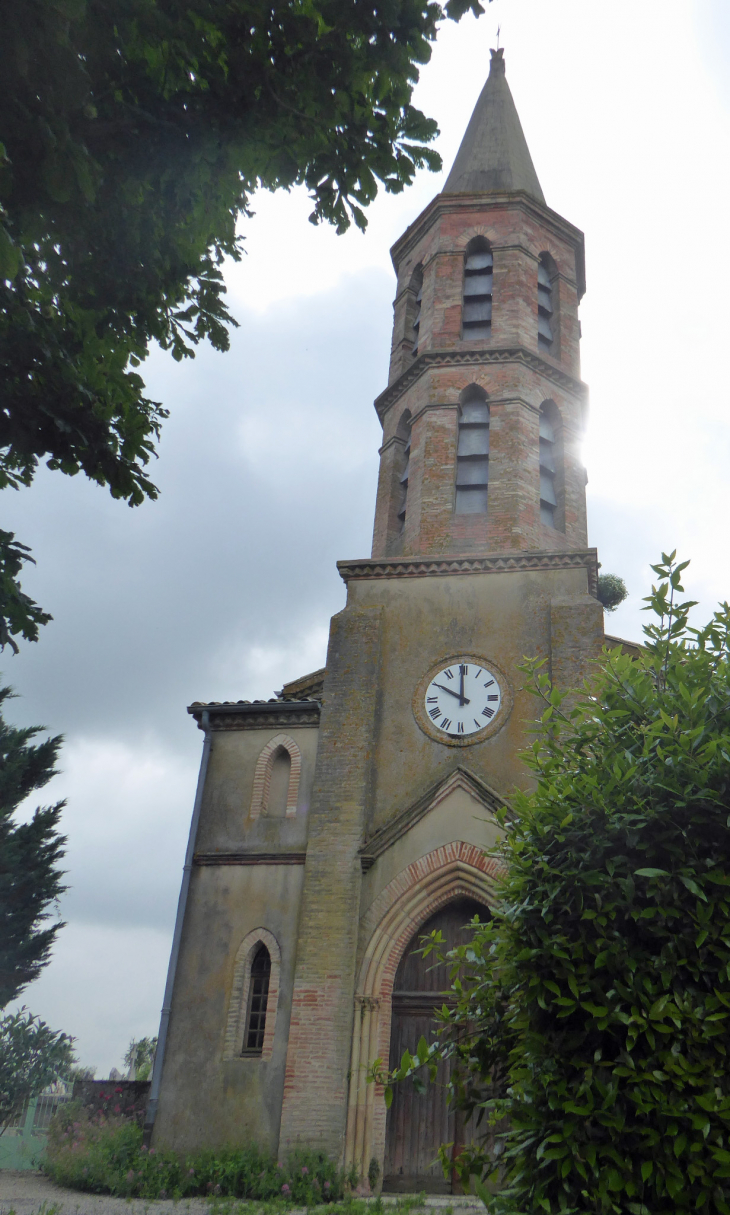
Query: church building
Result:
<box><xmin>149</xmin><ymin>50</ymin><xmax>612</xmax><ymax>1192</ymax></box>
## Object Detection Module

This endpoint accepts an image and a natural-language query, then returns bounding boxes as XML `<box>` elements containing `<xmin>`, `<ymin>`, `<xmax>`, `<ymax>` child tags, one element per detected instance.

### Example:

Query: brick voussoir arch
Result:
<box><xmin>249</xmin><ymin>733</ymin><xmax>302</xmax><ymax>820</ymax></box>
<box><xmin>224</xmin><ymin>927</ymin><xmax>281</xmax><ymax>1063</ymax></box>
<box><xmin>344</xmin><ymin>842</ymin><xmax>504</xmax><ymax>1185</ymax></box>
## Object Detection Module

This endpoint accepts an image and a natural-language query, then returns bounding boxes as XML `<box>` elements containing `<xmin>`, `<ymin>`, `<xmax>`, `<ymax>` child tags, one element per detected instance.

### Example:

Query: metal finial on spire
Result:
<box><xmin>496</xmin><ymin>24</ymin><xmax>501</xmax><ymax>50</ymax></box>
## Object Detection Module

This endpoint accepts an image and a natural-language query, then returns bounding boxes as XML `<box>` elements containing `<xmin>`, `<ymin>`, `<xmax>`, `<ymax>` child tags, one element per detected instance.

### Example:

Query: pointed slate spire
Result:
<box><xmin>444</xmin><ymin>48</ymin><xmax>545</xmax><ymax>203</ymax></box>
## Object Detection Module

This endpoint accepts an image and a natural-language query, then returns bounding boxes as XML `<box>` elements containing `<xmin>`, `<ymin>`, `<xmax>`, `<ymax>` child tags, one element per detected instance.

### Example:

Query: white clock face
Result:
<box><xmin>424</xmin><ymin>660</ymin><xmax>502</xmax><ymax>738</ymax></box>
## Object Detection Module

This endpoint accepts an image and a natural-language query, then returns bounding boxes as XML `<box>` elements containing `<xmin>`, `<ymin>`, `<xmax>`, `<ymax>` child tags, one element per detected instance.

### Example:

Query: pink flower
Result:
<box><xmin>115</xmin><ymin>1086</ymin><xmax>123</xmax><ymax>1094</ymax></box>
<box><xmin>149</xmin><ymin>1147</ymin><xmax>156</xmax><ymax>1156</ymax></box>
<box><xmin>188</xmin><ymin>1168</ymin><xmax>195</xmax><ymax>1176</ymax></box>
<box><xmin>301</xmin><ymin>1166</ymin><xmax>309</xmax><ymax>1175</ymax></box>
<box><xmin>113</xmin><ymin>1105</ymin><xmax>121</xmax><ymax>1113</ymax></box>
<box><xmin>140</xmin><ymin>1144</ymin><xmax>148</xmax><ymax>1153</ymax></box>
<box><xmin>127</xmin><ymin>1171</ymin><xmax>135</xmax><ymax>1182</ymax></box>
<box><xmin>324</xmin><ymin>1180</ymin><xmax>330</xmax><ymax>1189</ymax></box>
<box><xmin>281</xmin><ymin>1184</ymin><xmax>291</xmax><ymax>1194</ymax></box>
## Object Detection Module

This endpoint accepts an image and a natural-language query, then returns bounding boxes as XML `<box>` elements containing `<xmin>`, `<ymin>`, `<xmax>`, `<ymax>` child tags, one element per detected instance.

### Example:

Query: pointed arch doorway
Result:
<box><xmin>383</xmin><ymin>896</ymin><xmax>486</xmax><ymax>1193</ymax></box>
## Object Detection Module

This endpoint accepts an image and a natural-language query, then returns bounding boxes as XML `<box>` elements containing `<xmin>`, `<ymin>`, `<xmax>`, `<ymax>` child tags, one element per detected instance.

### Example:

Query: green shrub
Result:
<box><xmin>597</xmin><ymin>571</ymin><xmax>628</xmax><ymax>613</ymax></box>
<box><xmin>45</xmin><ymin>1100</ymin><xmax>347</xmax><ymax>1202</ymax></box>
<box><xmin>384</xmin><ymin>554</ymin><xmax>730</xmax><ymax>1214</ymax></box>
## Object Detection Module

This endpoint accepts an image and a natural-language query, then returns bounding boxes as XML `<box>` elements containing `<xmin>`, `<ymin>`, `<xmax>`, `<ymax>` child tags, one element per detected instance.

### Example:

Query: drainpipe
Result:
<box><xmin>143</xmin><ymin>709</ymin><xmax>212</xmax><ymax>1145</ymax></box>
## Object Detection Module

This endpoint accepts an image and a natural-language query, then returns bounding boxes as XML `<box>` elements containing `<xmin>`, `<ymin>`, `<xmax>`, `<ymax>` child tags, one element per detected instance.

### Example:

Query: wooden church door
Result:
<box><xmin>382</xmin><ymin>897</ymin><xmax>486</xmax><ymax>1193</ymax></box>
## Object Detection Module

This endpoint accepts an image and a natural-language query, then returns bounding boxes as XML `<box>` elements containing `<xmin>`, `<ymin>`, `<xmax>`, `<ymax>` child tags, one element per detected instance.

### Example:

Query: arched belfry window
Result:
<box><xmin>243</xmin><ymin>944</ymin><xmax>271</xmax><ymax>1054</ymax></box>
<box><xmin>455</xmin><ymin>388</ymin><xmax>490</xmax><ymax>514</ymax></box>
<box><xmin>539</xmin><ymin>403</ymin><xmax>558</xmax><ymax>527</ymax></box>
<box><xmin>462</xmin><ymin>239</ymin><xmax>492</xmax><ymax>340</ymax></box>
<box><xmin>397</xmin><ymin>411</ymin><xmax>412</xmax><ymax>531</ymax></box>
<box><xmin>409</xmin><ymin>266</ymin><xmax>423</xmax><ymax>356</ymax></box>
<box><xmin>537</xmin><ymin>255</ymin><xmax>554</xmax><ymax>350</ymax></box>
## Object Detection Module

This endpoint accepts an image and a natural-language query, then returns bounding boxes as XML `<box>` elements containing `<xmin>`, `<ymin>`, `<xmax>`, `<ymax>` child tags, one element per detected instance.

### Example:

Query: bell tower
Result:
<box><xmin>372</xmin><ymin>47</ymin><xmax>587</xmax><ymax>561</ymax></box>
<box><xmin>275</xmin><ymin>48</ymin><xmax>602</xmax><ymax>1174</ymax></box>
<box><xmin>151</xmin><ymin>49</ymin><xmax>606</xmax><ymax>1197</ymax></box>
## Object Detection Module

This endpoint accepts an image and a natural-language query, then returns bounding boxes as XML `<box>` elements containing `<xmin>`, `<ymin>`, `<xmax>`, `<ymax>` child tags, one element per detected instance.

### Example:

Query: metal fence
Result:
<box><xmin>0</xmin><ymin>1085</ymin><xmax>72</xmax><ymax>1170</ymax></box>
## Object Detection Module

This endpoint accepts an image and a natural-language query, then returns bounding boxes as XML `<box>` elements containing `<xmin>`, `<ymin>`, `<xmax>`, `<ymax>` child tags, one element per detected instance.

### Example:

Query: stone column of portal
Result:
<box><xmin>278</xmin><ymin>605</ymin><xmax>382</xmax><ymax>1158</ymax></box>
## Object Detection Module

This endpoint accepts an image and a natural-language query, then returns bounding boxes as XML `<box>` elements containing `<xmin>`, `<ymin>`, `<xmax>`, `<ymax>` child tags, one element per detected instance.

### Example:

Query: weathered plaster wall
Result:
<box><xmin>196</xmin><ymin>726</ymin><xmax>320</xmax><ymax>853</ymax></box>
<box><xmin>347</xmin><ymin>564</ymin><xmax>602</xmax><ymax>834</ymax></box>
<box><xmin>154</xmin><ymin>861</ymin><xmax>305</xmax><ymax>1151</ymax></box>
<box><xmin>153</xmin><ymin>722</ymin><xmax>320</xmax><ymax>1154</ymax></box>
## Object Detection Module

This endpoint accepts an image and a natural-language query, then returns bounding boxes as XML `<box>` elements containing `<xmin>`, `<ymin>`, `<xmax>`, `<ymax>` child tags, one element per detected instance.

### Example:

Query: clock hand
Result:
<box><xmin>459</xmin><ymin>666</ymin><xmax>466</xmax><ymax>707</ymax></box>
<box><xmin>433</xmin><ymin>682</ymin><xmax>471</xmax><ymax>705</ymax></box>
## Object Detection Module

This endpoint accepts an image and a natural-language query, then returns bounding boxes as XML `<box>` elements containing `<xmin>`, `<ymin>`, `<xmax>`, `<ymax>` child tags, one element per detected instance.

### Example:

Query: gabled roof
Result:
<box><xmin>444</xmin><ymin>48</ymin><xmax>545</xmax><ymax>204</ymax></box>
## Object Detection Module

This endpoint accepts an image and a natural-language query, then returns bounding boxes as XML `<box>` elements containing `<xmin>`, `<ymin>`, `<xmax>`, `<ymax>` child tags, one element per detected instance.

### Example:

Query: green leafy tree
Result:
<box><xmin>123</xmin><ymin>1036</ymin><xmax>157</xmax><ymax>1081</ymax></box>
<box><xmin>0</xmin><ymin>1009</ymin><xmax>75</xmax><ymax>1134</ymax></box>
<box><xmin>0</xmin><ymin>0</ymin><xmax>487</xmax><ymax>649</ymax></box>
<box><xmin>379</xmin><ymin>554</ymin><xmax>730</xmax><ymax>1214</ymax></box>
<box><xmin>0</xmin><ymin>683</ymin><xmax>67</xmax><ymax>1008</ymax></box>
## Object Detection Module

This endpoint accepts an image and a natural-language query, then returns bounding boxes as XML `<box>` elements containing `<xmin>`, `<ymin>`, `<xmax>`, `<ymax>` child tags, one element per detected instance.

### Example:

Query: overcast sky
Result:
<box><xmin>4</xmin><ymin>0</ymin><xmax>730</xmax><ymax>1074</ymax></box>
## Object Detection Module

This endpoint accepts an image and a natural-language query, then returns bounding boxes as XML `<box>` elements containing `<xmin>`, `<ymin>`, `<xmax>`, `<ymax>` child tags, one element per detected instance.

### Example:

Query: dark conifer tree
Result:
<box><xmin>0</xmin><ymin>684</ymin><xmax>66</xmax><ymax>1008</ymax></box>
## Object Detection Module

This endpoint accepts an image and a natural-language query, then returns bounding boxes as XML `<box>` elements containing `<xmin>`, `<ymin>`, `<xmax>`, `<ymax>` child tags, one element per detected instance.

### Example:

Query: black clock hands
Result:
<box><xmin>459</xmin><ymin>665</ymin><xmax>466</xmax><ymax>707</ymax></box>
<box><xmin>433</xmin><ymin>681</ymin><xmax>471</xmax><ymax>706</ymax></box>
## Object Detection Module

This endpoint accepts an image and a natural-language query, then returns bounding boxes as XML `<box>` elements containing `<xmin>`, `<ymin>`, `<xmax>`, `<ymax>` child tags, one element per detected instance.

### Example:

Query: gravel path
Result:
<box><xmin>0</xmin><ymin>1173</ymin><xmax>484</xmax><ymax>1215</ymax></box>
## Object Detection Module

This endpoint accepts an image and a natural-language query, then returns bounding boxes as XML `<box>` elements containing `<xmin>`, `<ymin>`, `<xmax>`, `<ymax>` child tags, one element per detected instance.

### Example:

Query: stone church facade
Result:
<box><xmin>149</xmin><ymin>50</ymin><xmax>617</xmax><ymax>1191</ymax></box>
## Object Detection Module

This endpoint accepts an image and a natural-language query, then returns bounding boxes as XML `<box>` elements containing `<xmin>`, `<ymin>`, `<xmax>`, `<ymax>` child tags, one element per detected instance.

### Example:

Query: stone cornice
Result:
<box><xmin>338</xmin><ymin>548</ymin><xmax>599</xmax><ymax>597</ymax></box>
<box><xmin>390</xmin><ymin>191</ymin><xmax>585</xmax><ymax>297</ymax></box>
<box><xmin>359</xmin><ymin>767</ymin><xmax>509</xmax><ymax>872</ymax></box>
<box><xmin>374</xmin><ymin>346</ymin><xmax>587</xmax><ymax>423</ymax></box>
<box><xmin>187</xmin><ymin>700</ymin><xmax>320</xmax><ymax>732</ymax></box>
<box><xmin>194</xmin><ymin>851</ymin><xmax>307</xmax><ymax>866</ymax></box>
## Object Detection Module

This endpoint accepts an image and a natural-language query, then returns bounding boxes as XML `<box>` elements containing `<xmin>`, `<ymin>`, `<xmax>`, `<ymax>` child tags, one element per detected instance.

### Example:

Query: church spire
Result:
<box><xmin>443</xmin><ymin>48</ymin><xmax>545</xmax><ymax>203</ymax></box>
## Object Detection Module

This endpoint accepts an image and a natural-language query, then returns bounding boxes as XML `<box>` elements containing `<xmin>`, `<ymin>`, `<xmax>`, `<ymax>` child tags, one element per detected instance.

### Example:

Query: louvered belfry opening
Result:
<box><xmin>455</xmin><ymin>388</ymin><xmax>490</xmax><ymax>514</ymax></box>
<box><xmin>537</xmin><ymin>255</ymin><xmax>554</xmax><ymax>349</ymax></box>
<box><xmin>410</xmin><ymin>267</ymin><xmax>423</xmax><ymax>356</ymax></box>
<box><xmin>539</xmin><ymin>404</ymin><xmax>558</xmax><ymax>527</ymax></box>
<box><xmin>462</xmin><ymin>239</ymin><xmax>492</xmax><ymax>340</ymax></box>
<box><xmin>243</xmin><ymin>944</ymin><xmax>271</xmax><ymax>1054</ymax></box>
<box><xmin>383</xmin><ymin>898</ymin><xmax>489</xmax><ymax>1193</ymax></box>
<box><xmin>397</xmin><ymin>412</ymin><xmax>412</xmax><ymax>531</ymax></box>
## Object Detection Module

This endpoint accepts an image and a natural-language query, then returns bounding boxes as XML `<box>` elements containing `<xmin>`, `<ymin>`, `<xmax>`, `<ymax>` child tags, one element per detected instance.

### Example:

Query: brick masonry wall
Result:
<box><xmin>278</xmin><ymin>606</ymin><xmax>383</xmax><ymax>1156</ymax></box>
<box><xmin>375</xmin><ymin>192</ymin><xmax>587</xmax><ymax>560</ymax></box>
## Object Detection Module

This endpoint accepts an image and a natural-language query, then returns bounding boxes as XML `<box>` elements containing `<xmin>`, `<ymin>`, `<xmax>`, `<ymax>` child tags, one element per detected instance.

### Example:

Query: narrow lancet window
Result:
<box><xmin>537</xmin><ymin>257</ymin><xmax>554</xmax><ymax>349</ymax></box>
<box><xmin>243</xmin><ymin>944</ymin><xmax>271</xmax><ymax>1054</ymax></box>
<box><xmin>462</xmin><ymin>240</ymin><xmax>492</xmax><ymax>340</ymax></box>
<box><xmin>266</xmin><ymin>747</ymin><xmax>291</xmax><ymax>817</ymax></box>
<box><xmin>397</xmin><ymin>412</ymin><xmax>412</xmax><ymax>532</ymax></box>
<box><xmin>539</xmin><ymin>407</ymin><xmax>557</xmax><ymax>526</ymax></box>
<box><xmin>455</xmin><ymin>390</ymin><xmax>489</xmax><ymax>514</ymax></box>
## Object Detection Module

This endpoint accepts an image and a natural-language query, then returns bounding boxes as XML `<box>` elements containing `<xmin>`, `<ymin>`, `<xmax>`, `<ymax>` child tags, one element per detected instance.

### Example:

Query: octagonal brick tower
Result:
<box><xmin>371</xmin><ymin>47</ymin><xmax>588</xmax><ymax>561</ymax></box>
